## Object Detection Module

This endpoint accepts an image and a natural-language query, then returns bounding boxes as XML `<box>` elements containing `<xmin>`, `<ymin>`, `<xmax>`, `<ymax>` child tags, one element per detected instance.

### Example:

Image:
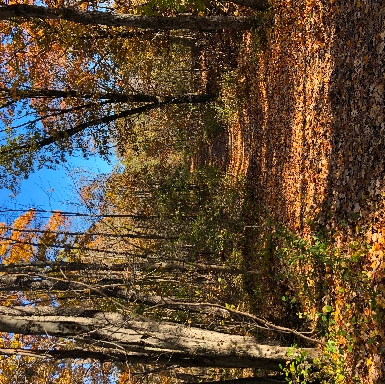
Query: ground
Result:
<box><xmin>198</xmin><ymin>0</ymin><xmax>385</xmax><ymax>382</ymax></box>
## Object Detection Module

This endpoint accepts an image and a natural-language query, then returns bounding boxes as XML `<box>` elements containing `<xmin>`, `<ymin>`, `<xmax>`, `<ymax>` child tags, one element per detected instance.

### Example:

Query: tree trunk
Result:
<box><xmin>0</xmin><ymin>207</ymin><xmax>159</xmax><ymax>220</ymax></box>
<box><xmin>1</xmin><ymin>87</ymin><xmax>215</xmax><ymax>105</ymax></box>
<box><xmin>0</xmin><ymin>276</ymin><xmax>234</xmax><ymax>317</ymax></box>
<box><xmin>0</xmin><ymin>305</ymin><xmax>320</xmax><ymax>369</ymax></box>
<box><xmin>188</xmin><ymin>378</ymin><xmax>287</xmax><ymax>384</ymax></box>
<box><xmin>0</xmin><ymin>93</ymin><xmax>214</xmax><ymax>154</ymax></box>
<box><xmin>0</xmin><ymin>4</ymin><xmax>258</xmax><ymax>30</ymax></box>
<box><xmin>230</xmin><ymin>0</ymin><xmax>270</xmax><ymax>12</ymax></box>
<box><xmin>0</xmin><ymin>259</ymin><xmax>261</xmax><ymax>276</ymax></box>
<box><xmin>0</xmin><ymin>274</ymin><xmax>129</xmax><ymax>293</ymax></box>
<box><xmin>1</xmin><ymin>87</ymin><xmax>159</xmax><ymax>103</ymax></box>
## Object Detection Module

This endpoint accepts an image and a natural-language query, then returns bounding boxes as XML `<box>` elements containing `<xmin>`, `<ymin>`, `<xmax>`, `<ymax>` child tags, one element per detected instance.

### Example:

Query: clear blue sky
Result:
<box><xmin>0</xmin><ymin>154</ymin><xmax>114</xmax><ymax>217</ymax></box>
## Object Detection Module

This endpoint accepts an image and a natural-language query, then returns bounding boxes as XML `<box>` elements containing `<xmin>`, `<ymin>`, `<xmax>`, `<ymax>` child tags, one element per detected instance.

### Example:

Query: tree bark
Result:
<box><xmin>0</xmin><ymin>4</ymin><xmax>258</xmax><ymax>30</ymax></box>
<box><xmin>230</xmin><ymin>0</ymin><xmax>270</xmax><ymax>12</ymax></box>
<box><xmin>0</xmin><ymin>259</ymin><xmax>261</xmax><ymax>276</ymax></box>
<box><xmin>0</xmin><ymin>305</ymin><xmax>320</xmax><ymax>369</ymax></box>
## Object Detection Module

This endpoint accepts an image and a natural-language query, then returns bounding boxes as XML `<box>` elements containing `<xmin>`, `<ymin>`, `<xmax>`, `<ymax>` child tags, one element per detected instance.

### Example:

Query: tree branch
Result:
<box><xmin>0</xmin><ymin>93</ymin><xmax>214</xmax><ymax>155</ymax></box>
<box><xmin>0</xmin><ymin>4</ymin><xmax>258</xmax><ymax>30</ymax></box>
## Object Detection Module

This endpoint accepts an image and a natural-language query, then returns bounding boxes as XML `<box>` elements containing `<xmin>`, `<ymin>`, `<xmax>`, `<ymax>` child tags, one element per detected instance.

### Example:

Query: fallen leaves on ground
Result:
<box><xmin>210</xmin><ymin>0</ymin><xmax>385</xmax><ymax>382</ymax></box>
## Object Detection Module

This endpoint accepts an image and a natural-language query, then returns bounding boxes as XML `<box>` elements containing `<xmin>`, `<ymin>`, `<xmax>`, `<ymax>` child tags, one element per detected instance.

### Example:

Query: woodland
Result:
<box><xmin>0</xmin><ymin>0</ymin><xmax>384</xmax><ymax>383</ymax></box>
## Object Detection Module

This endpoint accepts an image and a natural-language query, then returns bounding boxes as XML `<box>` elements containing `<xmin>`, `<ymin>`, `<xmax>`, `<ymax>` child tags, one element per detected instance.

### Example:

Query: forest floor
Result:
<box><xmin>200</xmin><ymin>0</ymin><xmax>385</xmax><ymax>382</ymax></box>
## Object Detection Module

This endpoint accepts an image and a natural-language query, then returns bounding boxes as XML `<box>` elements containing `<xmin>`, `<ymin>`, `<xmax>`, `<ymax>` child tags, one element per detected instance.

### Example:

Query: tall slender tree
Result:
<box><xmin>0</xmin><ymin>305</ymin><xmax>320</xmax><ymax>370</ymax></box>
<box><xmin>0</xmin><ymin>4</ymin><xmax>261</xmax><ymax>30</ymax></box>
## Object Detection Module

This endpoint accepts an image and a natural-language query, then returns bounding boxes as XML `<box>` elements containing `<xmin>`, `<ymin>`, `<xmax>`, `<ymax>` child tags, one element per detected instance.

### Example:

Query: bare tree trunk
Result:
<box><xmin>0</xmin><ymin>276</ymin><xmax>236</xmax><ymax>317</ymax></box>
<box><xmin>0</xmin><ymin>260</ymin><xmax>261</xmax><ymax>276</ymax></box>
<box><xmin>0</xmin><ymin>305</ymin><xmax>320</xmax><ymax>369</ymax></box>
<box><xmin>0</xmin><ymin>4</ymin><xmax>258</xmax><ymax>30</ymax></box>
<box><xmin>1</xmin><ymin>87</ymin><xmax>215</xmax><ymax>105</ymax></box>
<box><xmin>230</xmin><ymin>0</ymin><xmax>270</xmax><ymax>12</ymax></box>
<box><xmin>0</xmin><ymin>93</ymin><xmax>215</xmax><ymax>154</ymax></box>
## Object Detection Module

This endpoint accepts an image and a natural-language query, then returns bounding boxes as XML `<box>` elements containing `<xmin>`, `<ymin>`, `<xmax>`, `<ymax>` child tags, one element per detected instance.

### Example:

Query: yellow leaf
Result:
<box><xmin>372</xmin><ymin>243</ymin><xmax>381</xmax><ymax>251</ymax></box>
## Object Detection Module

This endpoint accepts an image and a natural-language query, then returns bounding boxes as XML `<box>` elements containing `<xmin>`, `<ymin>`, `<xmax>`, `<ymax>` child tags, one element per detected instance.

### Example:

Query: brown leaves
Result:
<box><xmin>203</xmin><ymin>0</ymin><xmax>385</xmax><ymax>381</ymax></box>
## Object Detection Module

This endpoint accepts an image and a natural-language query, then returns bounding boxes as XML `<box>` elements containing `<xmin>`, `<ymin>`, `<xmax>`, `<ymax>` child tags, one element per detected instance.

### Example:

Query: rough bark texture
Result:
<box><xmin>231</xmin><ymin>0</ymin><xmax>270</xmax><ymax>12</ymax></box>
<box><xmin>0</xmin><ymin>260</ymin><xmax>261</xmax><ymax>275</ymax></box>
<box><xmin>0</xmin><ymin>4</ymin><xmax>258</xmax><ymax>30</ymax></box>
<box><xmin>0</xmin><ymin>305</ymin><xmax>320</xmax><ymax>369</ymax></box>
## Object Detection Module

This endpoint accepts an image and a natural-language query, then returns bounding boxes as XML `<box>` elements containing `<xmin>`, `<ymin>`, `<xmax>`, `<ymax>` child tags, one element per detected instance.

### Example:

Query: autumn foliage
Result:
<box><xmin>207</xmin><ymin>0</ymin><xmax>385</xmax><ymax>382</ymax></box>
<box><xmin>0</xmin><ymin>0</ymin><xmax>385</xmax><ymax>382</ymax></box>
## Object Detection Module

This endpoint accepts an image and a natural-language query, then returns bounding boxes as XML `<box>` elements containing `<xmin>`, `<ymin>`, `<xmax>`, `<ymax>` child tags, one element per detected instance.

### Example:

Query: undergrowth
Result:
<box><xmin>255</xmin><ymin>217</ymin><xmax>385</xmax><ymax>383</ymax></box>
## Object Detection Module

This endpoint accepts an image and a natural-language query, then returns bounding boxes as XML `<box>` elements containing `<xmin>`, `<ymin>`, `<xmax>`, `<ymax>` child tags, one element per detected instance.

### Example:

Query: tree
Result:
<box><xmin>0</xmin><ymin>0</ymin><xmax>224</xmax><ymax>190</ymax></box>
<box><xmin>0</xmin><ymin>1</ymin><xmax>327</xmax><ymax>380</ymax></box>
<box><xmin>0</xmin><ymin>86</ymin><xmax>214</xmax><ymax>190</ymax></box>
<box><xmin>0</xmin><ymin>4</ymin><xmax>262</xmax><ymax>30</ymax></box>
<box><xmin>0</xmin><ymin>0</ymin><xmax>268</xmax><ymax>191</ymax></box>
<box><xmin>0</xmin><ymin>211</ymin><xmax>324</xmax><ymax>382</ymax></box>
<box><xmin>132</xmin><ymin>0</ymin><xmax>270</xmax><ymax>14</ymax></box>
<box><xmin>0</xmin><ymin>212</ymin><xmax>114</xmax><ymax>383</ymax></box>
<box><xmin>0</xmin><ymin>305</ymin><xmax>320</xmax><ymax>370</ymax></box>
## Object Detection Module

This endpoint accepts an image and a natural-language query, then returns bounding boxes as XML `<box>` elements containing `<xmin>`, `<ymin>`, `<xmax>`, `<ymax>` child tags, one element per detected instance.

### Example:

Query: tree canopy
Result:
<box><xmin>0</xmin><ymin>0</ymin><xmax>226</xmax><ymax>190</ymax></box>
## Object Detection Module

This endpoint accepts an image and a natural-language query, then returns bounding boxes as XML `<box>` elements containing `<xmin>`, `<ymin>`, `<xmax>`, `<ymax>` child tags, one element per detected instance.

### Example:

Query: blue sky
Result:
<box><xmin>0</xmin><ymin>102</ymin><xmax>116</xmax><ymax>221</ymax></box>
<box><xmin>0</xmin><ymin>154</ymin><xmax>114</xmax><ymax>218</ymax></box>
